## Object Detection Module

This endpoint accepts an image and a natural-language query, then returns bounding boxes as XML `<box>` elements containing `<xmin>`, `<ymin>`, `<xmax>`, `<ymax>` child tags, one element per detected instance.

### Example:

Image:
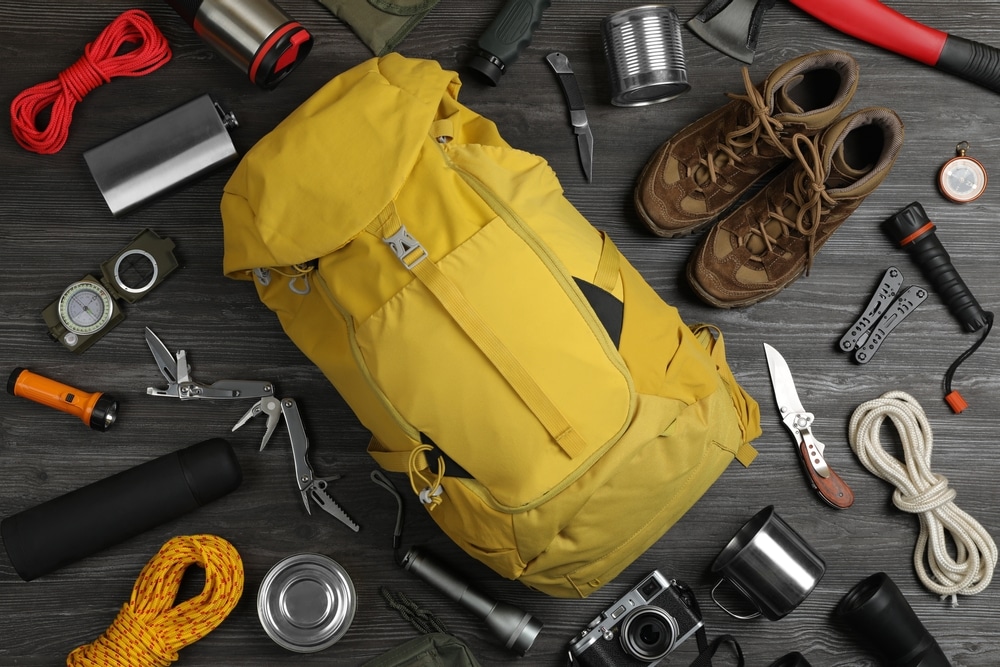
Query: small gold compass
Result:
<box><xmin>939</xmin><ymin>141</ymin><xmax>988</xmax><ymax>203</ymax></box>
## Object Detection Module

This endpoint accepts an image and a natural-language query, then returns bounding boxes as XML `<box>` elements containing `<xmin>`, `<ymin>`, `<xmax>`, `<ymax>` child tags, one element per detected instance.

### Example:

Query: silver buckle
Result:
<box><xmin>383</xmin><ymin>225</ymin><xmax>427</xmax><ymax>270</ymax></box>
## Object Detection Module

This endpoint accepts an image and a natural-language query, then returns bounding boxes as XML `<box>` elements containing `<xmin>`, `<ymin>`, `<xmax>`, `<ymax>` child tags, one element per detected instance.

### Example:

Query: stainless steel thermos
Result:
<box><xmin>165</xmin><ymin>0</ymin><xmax>313</xmax><ymax>88</ymax></box>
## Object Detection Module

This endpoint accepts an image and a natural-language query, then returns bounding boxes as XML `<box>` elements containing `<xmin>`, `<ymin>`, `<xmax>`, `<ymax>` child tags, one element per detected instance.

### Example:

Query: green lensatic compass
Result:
<box><xmin>43</xmin><ymin>229</ymin><xmax>178</xmax><ymax>353</ymax></box>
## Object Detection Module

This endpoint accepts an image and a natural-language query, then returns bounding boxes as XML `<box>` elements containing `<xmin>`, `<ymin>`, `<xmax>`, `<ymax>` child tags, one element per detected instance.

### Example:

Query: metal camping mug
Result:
<box><xmin>601</xmin><ymin>5</ymin><xmax>691</xmax><ymax>107</ymax></box>
<box><xmin>710</xmin><ymin>506</ymin><xmax>826</xmax><ymax>620</ymax></box>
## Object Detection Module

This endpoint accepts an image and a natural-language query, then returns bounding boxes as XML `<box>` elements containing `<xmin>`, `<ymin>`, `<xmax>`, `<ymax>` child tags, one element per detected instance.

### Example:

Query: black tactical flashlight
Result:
<box><xmin>165</xmin><ymin>0</ymin><xmax>312</xmax><ymax>89</ymax></box>
<box><xmin>884</xmin><ymin>202</ymin><xmax>988</xmax><ymax>332</ymax></box>
<box><xmin>466</xmin><ymin>0</ymin><xmax>551</xmax><ymax>85</ymax></box>
<box><xmin>884</xmin><ymin>202</ymin><xmax>993</xmax><ymax>413</ymax></box>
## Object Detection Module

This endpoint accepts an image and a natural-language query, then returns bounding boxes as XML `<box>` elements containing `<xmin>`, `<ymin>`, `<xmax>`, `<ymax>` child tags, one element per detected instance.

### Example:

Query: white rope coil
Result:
<box><xmin>848</xmin><ymin>391</ymin><xmax>997</xmax><ymax>601</ymax></box>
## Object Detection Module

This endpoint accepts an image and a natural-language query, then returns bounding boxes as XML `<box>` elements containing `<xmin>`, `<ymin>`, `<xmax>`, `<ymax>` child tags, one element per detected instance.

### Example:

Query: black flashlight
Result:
<box><xmin>466</xmin><ymin>0</ymin><xmax>551</xmax><ymax>85</ymax></box>
<box><xmin>883</xmin><ymin>202</ymin><xmax>988</xmax><ymax>332</ymax></box>
<box><xmin>884</xmin><ymin>202</ymin><xmax>993</xmax><ymax>413</ymax></box>
<box><xmin>165</xmin><ymin>0</ymin><xmax>312</xmax><ymax>89</ymax></box>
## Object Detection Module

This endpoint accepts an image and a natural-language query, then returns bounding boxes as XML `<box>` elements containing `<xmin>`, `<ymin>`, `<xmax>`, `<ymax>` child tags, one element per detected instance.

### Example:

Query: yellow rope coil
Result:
<box><xmin>67</xmin><ymin>534</ymin><xmax>244</xmax><ymax>667</ymax></box>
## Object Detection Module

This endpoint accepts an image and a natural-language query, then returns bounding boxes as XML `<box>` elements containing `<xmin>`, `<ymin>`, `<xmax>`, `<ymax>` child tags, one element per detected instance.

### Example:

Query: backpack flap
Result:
<box><xmin>221</xmin><ymin>54</ymin><xmax>461</xmax><ymax>278</ymax></box>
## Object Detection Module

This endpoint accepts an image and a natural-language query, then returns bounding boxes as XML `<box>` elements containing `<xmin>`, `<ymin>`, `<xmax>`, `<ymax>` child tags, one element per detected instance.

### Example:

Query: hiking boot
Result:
<box><xmin>686</xmin><ymin>107</ymin><xmax>905</xmax><ymax>308</ymax></box>
<box><xmin>635</xmin><ymin>50</ymin><xmax>860</xmax><ymax>238</ymax></box>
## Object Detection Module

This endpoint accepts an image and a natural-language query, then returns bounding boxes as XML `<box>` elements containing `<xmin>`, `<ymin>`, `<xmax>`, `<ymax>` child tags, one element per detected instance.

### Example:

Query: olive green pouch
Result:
<box><xmin>315</xmin><ymin>0</ymin><xmax>440</xmax><ymax>56</ymax></box>
<box><xmin>362</xmin><ymin>632</ymin><xmax>482</xmax><ymax>667</ymax></box>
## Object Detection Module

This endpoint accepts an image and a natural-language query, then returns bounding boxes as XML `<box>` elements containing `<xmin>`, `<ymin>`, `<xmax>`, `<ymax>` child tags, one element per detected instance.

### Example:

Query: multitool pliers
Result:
<box><xmin>232</xmin><ymin>396</ymin><xmax>359</xmax><ymax>532</ymax></box>
<box><xmin>144</xmin><ymin>327</ymin><xmax>358</xmax><ymax>531</ymax></box>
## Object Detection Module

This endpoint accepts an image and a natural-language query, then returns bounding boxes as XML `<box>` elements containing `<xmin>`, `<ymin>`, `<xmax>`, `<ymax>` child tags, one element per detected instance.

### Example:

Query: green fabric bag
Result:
<box><xmin>315</xmin><ymin>0</ymin><xmax>440</xmax><ymax>56</ymax></box>
<box><xmin>361</xmin><ymin>632</ymin><xmax>481</xmax><ymax>667</ymax></box>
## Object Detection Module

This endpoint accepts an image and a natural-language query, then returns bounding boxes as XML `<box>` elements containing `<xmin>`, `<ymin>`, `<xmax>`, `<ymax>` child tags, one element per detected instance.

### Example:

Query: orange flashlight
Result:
<box><xmin>7</xmin><ymin>368</ymin><xmax>118</xmax><ymax>431</ymax></box>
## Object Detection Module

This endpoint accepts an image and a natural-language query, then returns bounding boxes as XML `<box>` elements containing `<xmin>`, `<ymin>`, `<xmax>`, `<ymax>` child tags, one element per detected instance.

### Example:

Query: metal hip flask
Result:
<box><xmin>83</xmin><ymin>94</ymin><xmax>238</xmax><ymax>216</ymax></box>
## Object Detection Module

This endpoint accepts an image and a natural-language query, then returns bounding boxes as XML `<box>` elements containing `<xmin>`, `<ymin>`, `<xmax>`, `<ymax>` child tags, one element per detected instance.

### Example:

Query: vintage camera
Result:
<box><xmin>568</xmin><ymin>570</ymin><xmax>703</xmax><ymax>666</ymax></box>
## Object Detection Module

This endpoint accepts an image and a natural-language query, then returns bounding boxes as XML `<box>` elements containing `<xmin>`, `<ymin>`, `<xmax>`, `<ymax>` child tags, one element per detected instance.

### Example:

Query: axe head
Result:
<box><xmin>687</xmin><ymin>0</ymin><xmax>777</xmax><ymax>64</ymax></box>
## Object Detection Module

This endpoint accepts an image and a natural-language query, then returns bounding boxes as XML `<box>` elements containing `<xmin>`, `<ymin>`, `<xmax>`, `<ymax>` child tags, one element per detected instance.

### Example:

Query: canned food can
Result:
<box><xmin>602</xmin><ymin>5</ymin><xmax>690</xmax><ymax>107</ymax></box>
<box><xmin>257</xmin><ymin>553</ymin><xmax>357</xmax><ymax>653</ymax></box>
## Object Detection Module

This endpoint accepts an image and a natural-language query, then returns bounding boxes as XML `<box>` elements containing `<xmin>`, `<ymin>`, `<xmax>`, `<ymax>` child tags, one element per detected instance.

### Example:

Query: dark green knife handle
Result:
<box><xmin>476</xmin><ymin>0</ymin><xmax>551</xmax><ymax>75</ymax></box>
<box><xmin>555</xmin><ymin>71</ymin><xmax>585</xmax><ymax>111</ymax></box>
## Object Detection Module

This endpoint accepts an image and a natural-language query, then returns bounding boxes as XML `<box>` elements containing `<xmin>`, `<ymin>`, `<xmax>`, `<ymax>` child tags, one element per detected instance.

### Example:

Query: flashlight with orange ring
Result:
<box><xmin>884</xmin><ymin>202</ymin><xmax>994</xmax><ymax>414</ymax></box>
<box><xmin>7</xmin><ymin>368</ymin><xmax>118</xmax><ymax>431</ymax></box>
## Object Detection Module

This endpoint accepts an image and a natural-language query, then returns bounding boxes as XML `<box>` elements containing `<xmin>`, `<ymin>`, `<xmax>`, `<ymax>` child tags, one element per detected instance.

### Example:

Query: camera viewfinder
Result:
<box><xmin>640</xmin><ymin>576</ymin><xmax>664</xmax><ymax>599</ymax></box>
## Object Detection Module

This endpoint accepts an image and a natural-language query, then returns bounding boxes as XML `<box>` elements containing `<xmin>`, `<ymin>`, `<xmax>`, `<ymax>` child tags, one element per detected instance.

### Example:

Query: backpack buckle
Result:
<box><xmin>383</xmin><ymin>225</ymin><xmax>427</xmax><ymax>270</ymax></box>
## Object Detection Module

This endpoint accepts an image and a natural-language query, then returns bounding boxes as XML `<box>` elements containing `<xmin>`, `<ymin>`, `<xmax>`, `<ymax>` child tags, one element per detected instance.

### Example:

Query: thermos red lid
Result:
<box><xmin>250</xmin><ymin>22</ymin><xmax>313</xmax><ymax>89</ymax></box>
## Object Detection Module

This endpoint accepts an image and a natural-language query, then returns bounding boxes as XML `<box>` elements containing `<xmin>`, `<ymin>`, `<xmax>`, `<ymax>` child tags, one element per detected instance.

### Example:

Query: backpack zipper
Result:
<box><xmin>438</xmin><ymin>145</ymin><xmax>639</xmax><ymax>512</ymax></box>
<box><xmin>440</xmin><ymin>145</ymin><xmax>635</xmax><ymax>398</ymax></box>
<box><xmin>314</xmin><ymin>273</ymin><xmax>422</xmax><ymax>443</ymax></box>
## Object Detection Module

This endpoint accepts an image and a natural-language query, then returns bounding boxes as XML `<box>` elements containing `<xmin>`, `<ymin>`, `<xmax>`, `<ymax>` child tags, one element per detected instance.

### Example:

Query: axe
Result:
<box><xmin>688</xmin><ymin>0</ymin><xmax>1000</xmax><ymax>96</ymax></box>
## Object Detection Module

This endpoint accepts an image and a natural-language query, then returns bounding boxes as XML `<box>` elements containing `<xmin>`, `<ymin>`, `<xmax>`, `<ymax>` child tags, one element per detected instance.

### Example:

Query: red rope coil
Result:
<box><xmin>10</xmin><ymin>9</ymin><xmax>172</xmax><ymax>155</ymax></box>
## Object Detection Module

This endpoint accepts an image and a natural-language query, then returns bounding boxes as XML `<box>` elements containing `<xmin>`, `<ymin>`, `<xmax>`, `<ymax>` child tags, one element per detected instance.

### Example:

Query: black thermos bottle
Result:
<box><xmin>1</xmin><ymin>438</ymin><xmax>242</xmax><ymax>581</ymax></box>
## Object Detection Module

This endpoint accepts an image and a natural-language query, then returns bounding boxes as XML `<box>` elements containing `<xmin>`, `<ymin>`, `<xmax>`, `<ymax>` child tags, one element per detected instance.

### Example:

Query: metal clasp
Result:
<box><xmin>383</xmin><ymin>225</ymin><xmax>427</xmax><ymax>270</ymax></box>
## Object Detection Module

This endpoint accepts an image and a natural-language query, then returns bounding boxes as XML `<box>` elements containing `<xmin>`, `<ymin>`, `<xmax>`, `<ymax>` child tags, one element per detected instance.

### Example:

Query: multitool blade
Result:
<box><xmin>144</xmin><ymin>327</ymin><xmax>178</xmax><ymax>384</ymax></box>
<box><xmin>309</xmin><ymin>482</ymin><xmax>360</xmax><ymax>532</ymax></box>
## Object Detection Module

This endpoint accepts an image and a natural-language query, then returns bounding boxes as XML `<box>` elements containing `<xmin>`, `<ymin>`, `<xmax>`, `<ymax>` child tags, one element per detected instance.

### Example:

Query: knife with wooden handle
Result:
<box><xmin>764</xmin><ymin>343</ymin><xmax>855</xmax><ymax>509</ymax></box>
<box><xmin>797</xmin><ymin>439</ymin><xmax>855</xmax><ymax>509</ymax></box>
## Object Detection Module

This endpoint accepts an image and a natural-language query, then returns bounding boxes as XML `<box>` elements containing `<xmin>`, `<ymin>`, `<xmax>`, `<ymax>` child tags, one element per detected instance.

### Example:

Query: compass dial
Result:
<box><xmin>57</xmin><ymin>281</ymin><xmax>114</xmax><ymax>335</ymax></box>
<box><xmin>939</xmin><ymin>156</ymin><xmax>988</xmax><ymax>203</ymax></box>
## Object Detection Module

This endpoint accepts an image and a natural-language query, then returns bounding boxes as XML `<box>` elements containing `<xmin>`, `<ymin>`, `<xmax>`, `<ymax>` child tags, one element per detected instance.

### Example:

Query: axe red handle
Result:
<box><xmin>789</xmin><ymin>0</ymin><xmax>1000</xmax><ymax>94</ymax></box>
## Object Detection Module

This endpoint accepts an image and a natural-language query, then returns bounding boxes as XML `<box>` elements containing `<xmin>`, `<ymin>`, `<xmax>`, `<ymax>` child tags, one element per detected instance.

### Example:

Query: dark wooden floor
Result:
<box><xmin>2</xmin><ymin>1</ymin><xmax>999</xmax><ymax>665</ymax></box>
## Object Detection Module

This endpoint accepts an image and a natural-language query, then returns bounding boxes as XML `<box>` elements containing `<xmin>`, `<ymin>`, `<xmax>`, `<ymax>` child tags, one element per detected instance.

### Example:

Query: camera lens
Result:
<box><xmin>620</xmin><ymin>607</ymin><xmax>678</xmax><ymax>662</ymax></box>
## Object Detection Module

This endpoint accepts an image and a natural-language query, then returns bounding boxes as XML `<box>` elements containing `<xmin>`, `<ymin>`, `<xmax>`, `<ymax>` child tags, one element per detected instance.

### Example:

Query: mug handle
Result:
<box><xmin>711</xmin><ymin>579</ymin><xmax>762</xmax><ymax>620</ymax></box>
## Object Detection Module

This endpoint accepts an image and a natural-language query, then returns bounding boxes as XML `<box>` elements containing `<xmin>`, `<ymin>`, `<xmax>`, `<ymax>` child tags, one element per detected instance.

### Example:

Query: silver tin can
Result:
<box><xmin>602</xmin><ymin>5</ymin><xmax>690</xmax><ymax>107</ymax></box>
<box><xmin>257</xmin><ymin>553</ymin><xmax>357</xmax><ymax>652</ymax></box>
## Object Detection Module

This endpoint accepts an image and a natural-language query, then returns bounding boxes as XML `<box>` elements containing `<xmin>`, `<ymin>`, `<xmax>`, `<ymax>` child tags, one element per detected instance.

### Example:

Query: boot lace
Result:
<box><xmin>745</xmin><ymin>133</ymin><xmax>835</xmax><ymax>274</ymax></box>
<box><xmin>692</xmin><ymin>67</ymin><xmax>793</xmax><ymax>191</ymax></box>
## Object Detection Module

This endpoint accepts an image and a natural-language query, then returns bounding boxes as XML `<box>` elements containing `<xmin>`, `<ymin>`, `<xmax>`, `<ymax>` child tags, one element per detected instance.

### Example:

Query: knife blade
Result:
<box><xmin>546</xmin><ymin>52</ymin><xmax>594</xmax><ymax>183</ymax></box>
<box><xmin>145</xmin><ymin>327</ymin><xmax>178</xmax><ymax>384</ymax></box>
<box><xmin>763</xmin><ymin>343</ymin><xmax>855</xmax><ymax>509</ymax></box>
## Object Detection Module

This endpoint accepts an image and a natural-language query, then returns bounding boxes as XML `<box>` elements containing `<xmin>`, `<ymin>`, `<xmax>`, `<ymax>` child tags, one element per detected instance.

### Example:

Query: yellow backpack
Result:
<box><xmin>220</xmin><ymin>54</ymin><xmax>761</xmax><ymax>599</ymax></box>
